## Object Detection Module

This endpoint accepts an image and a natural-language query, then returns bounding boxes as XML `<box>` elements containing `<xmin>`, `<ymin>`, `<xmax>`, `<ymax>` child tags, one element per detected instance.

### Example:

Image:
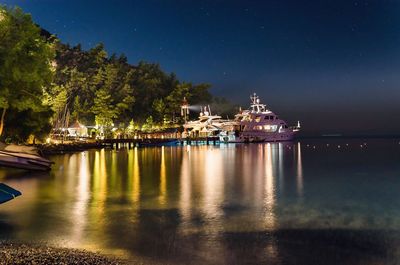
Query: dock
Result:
<box><xmin>102</xmin><ymin>136</ymin><xmax>220</xmax><ymax>149</ymax></box>
<box><xmin>38</xmin><ymin>137</ymin><xmax>221</xmax><ymax>155</ymax></box>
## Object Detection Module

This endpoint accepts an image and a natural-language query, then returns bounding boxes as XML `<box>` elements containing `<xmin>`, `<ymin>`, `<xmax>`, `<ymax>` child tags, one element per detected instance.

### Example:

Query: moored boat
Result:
<box><xmin>219</xmin><ymin>93</ymin><xmax>300</xmax><ymax>143</ymax></box>
<box><xmin>183</xmin><ymin>106</ymin><xmax>229</xmax><ymax>137</ymax></box>
<box><xmin>0</xmin><ymin>144</ymin><xmax>52</xmax><ymax>171</ymax></box>
<box><xmin>0</xmin><ymin>183</ymin><xmax>22</xmax><ymax>204</ymax></box>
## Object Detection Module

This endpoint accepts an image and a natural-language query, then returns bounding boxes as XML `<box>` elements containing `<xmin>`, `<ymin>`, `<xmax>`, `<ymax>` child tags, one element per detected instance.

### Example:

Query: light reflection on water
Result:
<box><xmin>1</xmin><ymin>139</ymin><xmax>400</xmax><ymax>264</ymax></box>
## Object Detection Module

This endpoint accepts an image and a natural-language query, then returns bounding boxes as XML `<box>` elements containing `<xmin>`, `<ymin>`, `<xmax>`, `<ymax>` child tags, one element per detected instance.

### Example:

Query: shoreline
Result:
<box><xmin>0</xmin><ymin>241</ymin><xmax>127</xmax><ymax>265</ymax></box>
<box><xmin>35</xmin><ymin>142</ymin><xmax>107</xmax><ymax>156</ymax></box>
<box><xmin>33</xmin><ymin>135</ymin><xmax>400</xmax><ymax>156</ymax></box>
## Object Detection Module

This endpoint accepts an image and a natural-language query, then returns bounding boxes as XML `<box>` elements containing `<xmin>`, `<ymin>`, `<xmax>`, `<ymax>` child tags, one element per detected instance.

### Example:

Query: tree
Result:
<box><xmin>0</xmin><ymin>6</ymin><xmax>54</xmax><ymax>137</ymax></box>
<box><xmin>126</xmin><ymin>119</ymin><xmax>139</xmax><ymax>136</ymax></box>
<box><xmin>4</xmin><ymin>108</ymin><xmax>53</xmax><ymax>142</ymax></box>
<box><xmin>142</xmin><ymin>116</ymin><xmax>154</xmax><ymax>132</ymax></box>
<box><xmin>49</xmin><ymin>36</ymin><xmax>213</xmax><ymax>129</ymax></box>
<box><xmin>71</xmin><ymin>95</ymin><xmax>83</xmax><ymax>122</ymax></box>
<box><xmin>165</xmin><ymin>83</ymin><xmax>190</xmax><ymax>121</ymax></box>
<box><xmin>189</xmin><ymin>83</ymin><xmax>212</xmax><ymax>104</ymax></box>
<box><xmin>152</xmin><ymin>98</ymin><xmax>166</xmax><ymax>122</ymax></box>
<box><xmin>92</xmin><ymin>88</ymin><xmax>117</xmax><ymax>128</ymax></box>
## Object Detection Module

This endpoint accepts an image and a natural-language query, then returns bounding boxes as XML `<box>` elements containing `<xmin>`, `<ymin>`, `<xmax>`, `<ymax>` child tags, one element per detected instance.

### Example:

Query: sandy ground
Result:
<box><xmin>0</xmin><ymin>241</ymin><xmax>128</xmax><ymax>265</ymax></box>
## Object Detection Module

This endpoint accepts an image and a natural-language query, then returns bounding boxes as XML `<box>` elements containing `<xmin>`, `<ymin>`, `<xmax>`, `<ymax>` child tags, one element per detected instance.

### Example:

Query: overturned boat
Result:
<box><xmin>0</xmin><ymin>144</ymin><xmax>52</xmax><ymax>171</ymax></box>
<box><xmin>0</xmin><ymin>183</ymin><xmax>22</xmax><ymax>204</ymax></box>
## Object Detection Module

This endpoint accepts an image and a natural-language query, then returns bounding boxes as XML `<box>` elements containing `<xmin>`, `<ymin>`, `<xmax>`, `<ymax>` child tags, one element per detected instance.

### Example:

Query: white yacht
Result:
<box><xmin>219</xmin><ymin>93</ymin><xmax>300</xmax><ymax>143</ymax></box>
<box><xmin>183</xmin><ymin>107</ymin><xmax>228</xmax><ymax>137</ymax></box>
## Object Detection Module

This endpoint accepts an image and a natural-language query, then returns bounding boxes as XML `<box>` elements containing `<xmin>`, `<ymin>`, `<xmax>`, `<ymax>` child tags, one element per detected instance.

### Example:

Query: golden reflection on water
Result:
<box><xmin>110</xmin><ymin>151</ymin><xmax>118</xmax><ymax>190</ymax></box>
<box><xmin>179</xmin><ymin>146</ymin><xmax>191</xmax><ymax>224</ymax></box>
<box><xmin>159</xmin><ymin>146</ymin><xmax>167</xmax><ymax>205</ymax></box>
<box><xmin>203</xmin><ymin>147</ymin><xmax>224</xmax><ymax>220</ymax></box>
<box><xmin>92</xmin><ymin>149</ymin><xmax>107</xmax><ymax>220</ymax></box>
<box><xmin>264</xmin><ymin>143</ymin><xmax>276</xmax><ymax>230</ymax></box>
<box><xmin>0</xmin><ymin>143</ymin><xmax>310</xmax><ymax>261</ymax></box>
<box><xmin>263</xmin><ymin>143</ymin><xmax>278</xmax><ymax>259</ymax></box>
<box><xmin>296</xmin><ymin>142</ymin><xmax>303</xmax><ymax>197</ymax></box>
<box><xmin>132</xmin><ymin>147</ymin><xmax>140</xmax><ymax>203</ymax></box>
<box><xmin>127</xmin><ymin>147</ymin><xmax>141</xmax><ymax>202</ymax></box>
<box><xmin>70</xmin><ymin>152</ymin><xmax>90</xmax><ymax>246</ymax></box>
<box><xmin>278</xmin><ymin>143</ymin><xmax>284</xmax><ymax>192</ymax></box>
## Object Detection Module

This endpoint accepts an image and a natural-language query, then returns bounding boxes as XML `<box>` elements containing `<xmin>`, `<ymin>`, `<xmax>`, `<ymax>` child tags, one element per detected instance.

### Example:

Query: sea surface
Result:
<box><xmin>1</xmin><ymin>139</ymin><xmax>400</xmax><ymax>265</ymax></box>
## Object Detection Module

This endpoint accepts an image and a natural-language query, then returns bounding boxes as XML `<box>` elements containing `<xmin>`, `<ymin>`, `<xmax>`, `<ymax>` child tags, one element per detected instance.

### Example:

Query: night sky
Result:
<box><xmin>3</xmin><ymin>0</ymin><xmax>400</xmax><ymax>134</ymax></box>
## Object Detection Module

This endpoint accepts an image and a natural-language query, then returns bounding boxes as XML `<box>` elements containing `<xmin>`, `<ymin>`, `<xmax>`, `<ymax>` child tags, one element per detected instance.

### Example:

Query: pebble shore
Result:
<box><xmin>0</xmin><ymin>242</ymin><xmax>127</xmax><ymax>265</ymax></box>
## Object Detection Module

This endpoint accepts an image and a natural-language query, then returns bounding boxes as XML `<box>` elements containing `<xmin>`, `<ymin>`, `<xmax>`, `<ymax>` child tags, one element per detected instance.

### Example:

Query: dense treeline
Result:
<box><xmin>50</xmin><ymin>42</ymin><xmax>213</xmax><ymax>127</ymax></box>
<box><xmin>0</xmin><ymin>6</ymin><xmax>55</xmax><ymax>142</ymax></box>
<box><xmin>0</xmin><ymin>5</ymin><xmax>236</xmax><ymax>142</ymax></box>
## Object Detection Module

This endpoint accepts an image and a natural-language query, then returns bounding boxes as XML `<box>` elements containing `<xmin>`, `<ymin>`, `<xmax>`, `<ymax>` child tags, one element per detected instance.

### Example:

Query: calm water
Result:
<box><xmin>1</xmin><ymin>139</ymin><xmax>400</xmax><ymax>264</ymax></box>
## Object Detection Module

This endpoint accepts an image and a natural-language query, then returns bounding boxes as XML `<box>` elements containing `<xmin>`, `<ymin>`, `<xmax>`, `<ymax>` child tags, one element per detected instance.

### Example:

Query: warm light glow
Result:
<box><xmin>278</xmin><ymin>143</ymin><xmax>284</xmax><ymax>191</ymax></box>
<box><xmin>203</xmin><ymin>147</ymin><xmax>224</xmax><ymax>221</ymax></box>
<box><xmin>296</xmin><ymin>142</ymin><xmax>303</xmax><ymax>196</ymax></box>
<box><xmin>264</xmin><ymin>143</ymin><xmax>275</xmax><ymax>229</ymax></box>
<box><xmin>159</xmin><ymin>146</ymin><xmax>167</xmax><ymax>205</ymax></box>
<box><xmin>180</xmin><ymin>147</ymin><xmax>192</xmax><ymax>223</ymax></box>
<box><xmin>132</xmin><ymin>147</ymin><xmax>140</xmax><ymax>203</ymax></box>
<box><xmin>70</xmin><ymin>152</ymin><xmax>90</xmax><ymax>246</ymax></box>
<box><xmin>93</xmin><ymin>149</ymin><xmax>107</xmax><ymax>212</ymax></box>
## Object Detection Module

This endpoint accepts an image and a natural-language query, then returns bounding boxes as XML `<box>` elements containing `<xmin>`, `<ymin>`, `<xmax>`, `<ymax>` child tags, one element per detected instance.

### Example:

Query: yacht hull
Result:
<box><xmin>220</xmin><ymin>131</ymin><xmax>296</xmax><ymax>143</ymax></box>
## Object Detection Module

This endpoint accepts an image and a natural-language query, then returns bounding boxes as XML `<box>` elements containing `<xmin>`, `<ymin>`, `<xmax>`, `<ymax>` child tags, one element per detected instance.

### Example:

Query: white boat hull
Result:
<box><xmin>0</xmin><ymin>151</ymin><xmax>52</xmax><ymax>171</ymax></box>
<box><xmin>219</xmin><ymin>131</ymin><xmax>296</xmax><ymax>143</ymax></box>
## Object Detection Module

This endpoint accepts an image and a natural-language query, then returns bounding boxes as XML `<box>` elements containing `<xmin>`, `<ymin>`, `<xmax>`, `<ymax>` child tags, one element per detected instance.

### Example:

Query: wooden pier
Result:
<box><xmin>101</xmin><ymin>136</ymin><xmax>220</xmax><ymax>149</ymax></box>
<box><xmin>38</xmin><ymin>137</ymin><xmax>221</xmax><ymax>155</ymax></box>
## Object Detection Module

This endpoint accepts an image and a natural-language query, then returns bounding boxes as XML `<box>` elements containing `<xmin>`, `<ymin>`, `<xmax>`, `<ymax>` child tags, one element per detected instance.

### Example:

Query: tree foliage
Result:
<box><xmin>0</xmin><ymin>6</ymin><xmax>54</xmax><ymax>140</ymax></box>
<box><xmin>0</xmin><ymin>5</ymin><xmax>234</xmax><ymax>141</ymax></box>
<box><xmin>51</xmin><ymin>44</ymin><xmax>214</xmax><ymax>128</ymax></box>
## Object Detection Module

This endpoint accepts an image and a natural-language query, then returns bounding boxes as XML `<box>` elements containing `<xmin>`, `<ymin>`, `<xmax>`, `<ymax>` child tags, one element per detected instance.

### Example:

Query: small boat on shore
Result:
<box><xmin>0</xmin><ymin>183</ymin><xmax>22</xmax><ymax>204</ymax></box>
<box><xmin>0</xmin><ymin>144</ymin><xmax>52</xmax><ymax>171</ymax></box>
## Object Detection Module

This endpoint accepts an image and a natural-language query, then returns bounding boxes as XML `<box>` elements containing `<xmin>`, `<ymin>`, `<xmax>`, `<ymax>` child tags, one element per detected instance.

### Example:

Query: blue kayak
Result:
<box><xmin>0</xmin><ymin>183</ymin><xmax>22</xmax><ymax>204</ymax></box>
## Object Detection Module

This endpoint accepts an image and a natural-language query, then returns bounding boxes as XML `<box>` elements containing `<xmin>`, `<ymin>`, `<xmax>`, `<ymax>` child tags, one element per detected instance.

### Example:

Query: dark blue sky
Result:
<box><xmin>3</xmin><ymin>0</ymin><xmax>400</xmax><ymax>134</ymax></box>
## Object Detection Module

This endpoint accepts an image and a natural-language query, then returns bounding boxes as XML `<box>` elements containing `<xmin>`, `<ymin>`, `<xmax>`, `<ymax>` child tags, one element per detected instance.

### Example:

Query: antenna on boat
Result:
<box><xmin>250</xmin><ymin>93</ymin><xmax>259</xmax><ymax>105</ymax></box>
